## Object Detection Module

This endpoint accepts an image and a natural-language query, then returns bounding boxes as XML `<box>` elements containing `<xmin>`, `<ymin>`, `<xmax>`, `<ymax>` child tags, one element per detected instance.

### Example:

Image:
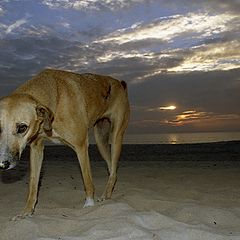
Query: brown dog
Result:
<box><xmin>0</xmin><ymin>69</ymin><xmax>130</xmax><ymax>219</ymax></box>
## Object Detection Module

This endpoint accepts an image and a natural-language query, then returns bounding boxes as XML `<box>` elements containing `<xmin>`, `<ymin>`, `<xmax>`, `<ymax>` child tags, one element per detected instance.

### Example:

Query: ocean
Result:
<box><xmin>47</xmin><ymin>131</ymin><xmax>240</xmax><ymax>145</ymax></box>
<box><xmin>122</xmin><ymin>132</ymin><xmax>240</xmax><ymax>144</ymax></box>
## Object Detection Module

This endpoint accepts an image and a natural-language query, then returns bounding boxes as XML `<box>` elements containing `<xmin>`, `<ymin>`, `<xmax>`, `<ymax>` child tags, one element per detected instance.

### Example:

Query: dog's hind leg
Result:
<box><xmin>94</xmin><ymin>118</ymin><xmax>111</xmax><ymax>173</ymax></box>
<box><xmin>101</xmin><ymin>113</ymin><xmax>128</xmax><ymax>200</ymax></box>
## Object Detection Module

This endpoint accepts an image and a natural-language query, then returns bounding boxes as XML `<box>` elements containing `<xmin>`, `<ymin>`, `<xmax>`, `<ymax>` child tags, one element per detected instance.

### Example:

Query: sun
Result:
<box><xmin>159</xmin><ymin>105</ymin><xmax>176</xmax><ymax>110</ymax></box>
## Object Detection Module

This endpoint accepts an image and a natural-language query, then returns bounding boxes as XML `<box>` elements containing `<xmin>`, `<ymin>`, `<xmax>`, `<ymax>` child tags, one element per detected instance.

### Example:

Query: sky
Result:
<box><xmin>0</xmin><ymin>0</ymin><xmax>239</xmax><ymax>134</ymax></box>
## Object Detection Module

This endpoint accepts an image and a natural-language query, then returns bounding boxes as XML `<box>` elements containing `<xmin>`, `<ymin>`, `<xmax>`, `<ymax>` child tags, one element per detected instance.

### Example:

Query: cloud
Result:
<box><xmin>94</xmin><ymin>12</ymin><xmax>238</xmax><ymax>45</ymax></box>
<box><xmin>165</xmin><ymin>110</ymin><xmax>240</xmax><ymax>133</ymax></box>
<box><xmin>41</xmin><ymin>0</ymin><xmax>240</xmax><ymax>13</ymax></box>
<box><xmin>5</xmin><ymin>18</ymin><xmax>28</xmax><ymax>35</ymax></box>
<box><xmin>169</xmin><ymin>40</ymin><xmax>240</xmax><ymax>72</ymax></box>
<box><xmin>181</xmin><ymin>0</ymin><xmax>240</xmax><ymax>14</ymax></box>
<box><xmin>90</xmin><ymin>11</ymin><xmax>239</xmax><ymax>81</ymax></box>
<box><xmin>168</xmin><ymin>110</ymin><xmax>218</xmax><ymax>125</ymax></box>
<box><xmin>0</xmin><ymin>23</ymin><xmax>7</xmax><ymax>38</ymax></box>
<box><xmin>92</xmin><ymin>38</ymin><xmax>239</xmax><ymax>84</ymax></box>
<box><xmin>42</xmin><ymin>0</ymin><xmax>146</xmax><ymax>11</ymax></box>
<box><xmin>129</xmin><ymin>111</ymin><xmax>240</xmax><ymax>133</ymax></box>
<box><xmin>0</xmin><ymin>6</ymin><xmax>4</xmax><ymax>15</ymax></box>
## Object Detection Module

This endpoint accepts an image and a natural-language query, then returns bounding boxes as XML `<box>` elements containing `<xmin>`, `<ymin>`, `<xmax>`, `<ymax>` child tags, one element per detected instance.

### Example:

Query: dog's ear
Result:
<box><xmin>36</xmin><ymin>105</ymin><xmax>54</xmax><ymax>132</ymax></box>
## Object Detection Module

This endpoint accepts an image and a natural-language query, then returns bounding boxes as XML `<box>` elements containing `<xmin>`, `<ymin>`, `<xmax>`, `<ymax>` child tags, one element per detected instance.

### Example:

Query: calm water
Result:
<box><xmin>123</xmin><ymin>132</ymin><xmax>240</xmax><ymax>144</ymax></box>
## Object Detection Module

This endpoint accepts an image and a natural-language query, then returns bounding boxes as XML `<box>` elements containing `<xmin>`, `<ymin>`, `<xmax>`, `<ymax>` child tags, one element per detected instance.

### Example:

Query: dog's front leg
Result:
<box><xmin>24</xmin><ymin>139</ymin><xmax>44</xmax><ymax>214</ymax></box>
<box><xmin>12</xmin><ymin>139</ymin><xmax>44</xmax><ymax>220</ymax></box>
<box><xmin>75</xmin><ymin>140</ymin><xmax>95</xmax><ymax>208</ymax></box>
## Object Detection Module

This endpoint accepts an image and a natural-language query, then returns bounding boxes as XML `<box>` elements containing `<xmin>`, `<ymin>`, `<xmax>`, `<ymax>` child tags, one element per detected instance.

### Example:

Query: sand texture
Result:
<box><xmin>0</xmin><ymin>142</ymin><xmax>240</xmax><ymax>240</ymax></box>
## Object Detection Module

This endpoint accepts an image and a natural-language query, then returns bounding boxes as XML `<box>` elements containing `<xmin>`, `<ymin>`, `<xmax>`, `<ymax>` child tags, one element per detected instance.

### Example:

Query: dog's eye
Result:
<box><xmin>16</xmin><ymin>123</ymin><xmax>28</xmax><ymax>134</ymax></box>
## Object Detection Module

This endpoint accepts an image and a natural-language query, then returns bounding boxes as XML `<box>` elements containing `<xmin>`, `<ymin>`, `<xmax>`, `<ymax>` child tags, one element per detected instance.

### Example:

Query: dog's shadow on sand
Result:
<box><xmin>0</xmin><ymin>148</ymin><xmax>29</xmax><ymax>184</ymax></box>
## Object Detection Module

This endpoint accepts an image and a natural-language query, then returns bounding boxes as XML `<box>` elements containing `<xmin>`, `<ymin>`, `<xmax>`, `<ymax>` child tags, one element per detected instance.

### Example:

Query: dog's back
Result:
<box><xmin>13</xmin><ymin>69</ymin><xmax>129</xmax><ymax>127</ymax></box>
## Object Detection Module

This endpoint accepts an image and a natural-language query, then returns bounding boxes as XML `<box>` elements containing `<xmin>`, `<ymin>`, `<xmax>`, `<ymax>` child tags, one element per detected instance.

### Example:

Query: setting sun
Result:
<box><xmin>160</xmin><ymin>105</ymin><xmax>177</xmax><ymax>110</ymax></box>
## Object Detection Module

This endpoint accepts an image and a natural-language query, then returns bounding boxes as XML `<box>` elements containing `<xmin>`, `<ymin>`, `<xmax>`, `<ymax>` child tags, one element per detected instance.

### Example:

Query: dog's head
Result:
<box><xmin>0</xmin><ymin>94</ymin><xmax>53</xmax><ymax>170</ymax></box>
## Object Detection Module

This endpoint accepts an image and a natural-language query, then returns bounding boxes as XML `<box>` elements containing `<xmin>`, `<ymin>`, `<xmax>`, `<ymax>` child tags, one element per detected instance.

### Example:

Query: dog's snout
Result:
<box><xmin>0</xmin><ymin>160</ymin><xmax>11</xmax><ymax>170</ymax></box>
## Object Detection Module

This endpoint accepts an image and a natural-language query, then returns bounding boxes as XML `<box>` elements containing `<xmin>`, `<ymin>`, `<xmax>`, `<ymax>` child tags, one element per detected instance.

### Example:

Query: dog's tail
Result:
<box><xmin>120</xmin><ymin>80</ymin><xmax>127</xmax><ymax>90</ymax></box>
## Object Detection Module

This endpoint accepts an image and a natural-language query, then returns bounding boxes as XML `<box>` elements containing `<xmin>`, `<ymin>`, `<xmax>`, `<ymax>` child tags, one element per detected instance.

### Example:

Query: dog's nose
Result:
<box><xmin>0</xmin><ymin>161</ymin><xmax>10</xmax><ymax>170</ymax></box>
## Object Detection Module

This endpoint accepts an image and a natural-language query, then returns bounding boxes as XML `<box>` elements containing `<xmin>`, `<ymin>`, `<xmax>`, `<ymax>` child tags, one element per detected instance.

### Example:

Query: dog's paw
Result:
<box><xmin>83</xmin><ymin>198</ymin><xmax>94</xmax><ymax>208</ymax></box>
<box><xmin>97</xmin><ymin>193</ymin><xmax>112</xmax><ymax>202</ymax></box>
<box><xmin>11</xmin><ymin>212</ymin><xmax>33</xmax><ymax>221</ymax></box>
<box><xmin>97</xmin><ymin>196</ymin><xmax>106</xmax><ymax>202</ymax></box>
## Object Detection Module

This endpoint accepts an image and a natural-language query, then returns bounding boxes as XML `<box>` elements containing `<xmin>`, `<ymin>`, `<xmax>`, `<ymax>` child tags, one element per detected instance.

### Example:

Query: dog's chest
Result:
<box><xmin>48</xmin><ymin>129</ymin><xmax>63</xmax><ymax>144</ymax></box>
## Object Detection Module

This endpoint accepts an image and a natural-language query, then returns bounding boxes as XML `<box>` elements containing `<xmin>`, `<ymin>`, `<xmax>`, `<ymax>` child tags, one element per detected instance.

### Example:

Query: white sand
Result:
<box><xmin>0</xmin><ymin>147</ymin><xmax>240</xmax><ymax>240</ymax></box>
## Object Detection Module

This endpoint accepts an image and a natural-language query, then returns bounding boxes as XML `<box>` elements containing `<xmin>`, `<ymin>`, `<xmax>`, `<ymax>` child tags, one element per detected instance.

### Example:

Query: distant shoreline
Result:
<box><xmin>20</xmin><ymin>141</ymin><xmax>240</xmax><ymax>164</ymax></box>
<box><xmin>122</xmin><ymin>132</ymin><xmax>240</xmax><ymax>144</ymax></box>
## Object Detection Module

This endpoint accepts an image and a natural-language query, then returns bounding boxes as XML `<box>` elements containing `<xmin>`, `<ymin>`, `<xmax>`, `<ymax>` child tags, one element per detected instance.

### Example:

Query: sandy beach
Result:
<box><xmin>0</xmin><ymin>141</ymin><xmax>240</xmax><ymax>240</ymax></box>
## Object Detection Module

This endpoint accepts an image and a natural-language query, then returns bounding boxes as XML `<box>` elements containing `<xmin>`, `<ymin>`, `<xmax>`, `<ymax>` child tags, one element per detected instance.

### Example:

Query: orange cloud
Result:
<box><xmin>166</xmin><ymin>110</ymin><xmax>240</xmax><ymax>127</ymax></box>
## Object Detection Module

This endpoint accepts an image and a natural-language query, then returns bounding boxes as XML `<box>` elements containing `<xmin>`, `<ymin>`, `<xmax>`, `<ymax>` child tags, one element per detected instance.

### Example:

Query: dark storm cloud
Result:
<box><xmin>0</xmin><ymin>37</ymin><xmax>88</xmax><ymax>95</ymax></box>
<box><xmin>0</xmin><ymin>32</ymin><xmax>184</xmax><ymax>94</ymax></box>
